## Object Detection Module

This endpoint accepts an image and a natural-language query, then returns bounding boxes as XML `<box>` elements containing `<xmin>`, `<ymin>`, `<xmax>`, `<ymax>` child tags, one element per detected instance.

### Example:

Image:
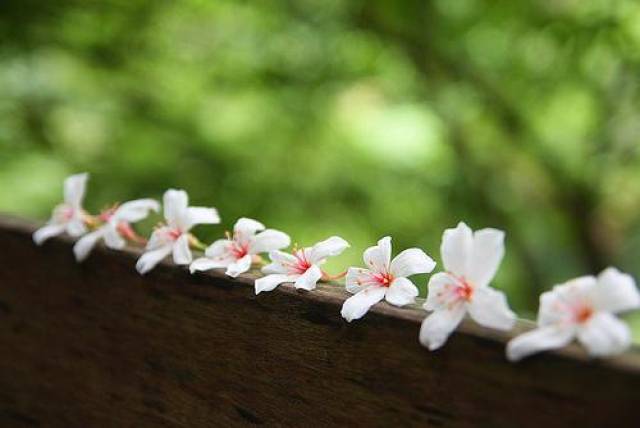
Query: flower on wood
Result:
<box><xmin>340</xmin><ymin>236</ymin><xmax>435</xmax><ymax>322</ymax></box>
<box><xmin>73</xmin><ymin>199</ymin><xmax>159</xmax><ymax>262</ymax></box>
<box><xmin>507</xmin><ymin>268</ymin><xmax>640</xmax><ymax>361</ymax></box>
<box><xmin>136</xmin><ymin>189</ymin><xmax>220</xmax><ymax>275</ymax></box>
<box><xmin>189</xmin><ymin>217</ymin><xmax>290</xmax><ymax>277</ymax></box>
<box><xmin>419</xmin><ymin>222</ymin><xmax>516</xmax><ymax>351</ymax></box>
<box><xmin>254</xmin><ymin>236</ymin><xmax>350</xmax><ymax>294</ymax></box>
<box><xmin>33</xmin><ymin>173</ymin><xmax>90</xmax><ymax>245</ymax></box>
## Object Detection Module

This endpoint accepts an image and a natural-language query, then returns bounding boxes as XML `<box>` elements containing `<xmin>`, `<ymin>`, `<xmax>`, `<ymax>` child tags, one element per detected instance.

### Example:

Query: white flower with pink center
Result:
<box><xmin>254</xmin><ymin>236</ymin><xmax>350</xmax><ymax>294</ymax></box>
<box><xmin>419</xmin><ymin>222</ymin><xmax>516</xmax><ymax>351</ymax></box>
<box><xmin>507</xmin><ymin>268</ymin><xmax>640</xmax><ymax>361</ymax></box>
<box><xmin>33</xmin><ymin>173</ymin><xmax>90</xmax><ymax>245</ymax></box>
<box><xmin>136</xmin><ymin>189</ymin><xmax>220</xmax><ymax>275</ymax></box>
<box><xmin>73</xmin><ymin>199</ymin><xmax>160</xmax><ymax>262</ymax></box>
<box><xmin>341</xmin><ymin>236</ymin><xmax>436</xmax><ymax>322</ymax></box>
<box><xmin>189</xmin><ymin>217</ymin><xmax>290</xmax><ymax>278</ymax></box>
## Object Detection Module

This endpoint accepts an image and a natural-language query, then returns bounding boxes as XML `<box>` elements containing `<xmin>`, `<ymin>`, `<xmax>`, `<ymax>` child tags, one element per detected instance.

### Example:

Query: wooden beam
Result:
<box><xmin>0</xmin><ymin>214</ymin><xmax>638</xmax><ymax>427</ymax></box>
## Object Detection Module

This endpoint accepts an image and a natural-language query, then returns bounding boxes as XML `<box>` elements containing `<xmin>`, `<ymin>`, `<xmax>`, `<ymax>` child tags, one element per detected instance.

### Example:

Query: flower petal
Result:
<box><xmin>114</xmin><ymin>199</ymin><xmax>159</xmax><ymax>223</ymax></box>
<box><xmin>390</xmin><ymin>248</ymin><xmax>436</xmax><ymax>278</ymax></box>
<box><xmin>419</xmin><ymin>303</ymin><xmax>466</xmax><ymax>350</ymax></box>
<box><xmin>250</xmin><ymin>229</ymin><xmax>290</xmax><ymax>254</ymax></box>
<box><xmin>466</xmin><ymin>228</ymin><xmax>505</xmax><ymax>288</ymax></box>
<box><xmin>136</xmin><ymin>245</ymin><xmax>172</xmax><ymax>275</ymax></box>
<box><xmin>262</xmin><ymin>250</ymin><xmax>296</xmax><ymax>274</ymax></box>
<box><xmin>103</xmin><ymin>226</ymin><xmax>126</xmax><ymax>250</ymax></box>
<box><xmin>189</xmin><ymin>257</ymin><xmax>231</xmax><ymax>273</ymax></box>
<box><xmin>73</xmin><ymin>229</ymin><xmax>104</xmax><ymax>262</ymax></box>
<box><xmin>204</xmin><ymin>239</ymin><xmax>232</xmax><ymax>258</ymax></box>
<box><xmin>294</xmin><ymin>264</ymin><xmax>323</xmax><ymax>291</ymax></box>
<box><xmin>577</xmin><ymin>312</ymin><xmax>632</xmax><ymax>357</ymax></box>
<box><xmin>163</xmin><ymin>189</ymin><xmax>188</xmax><ymax>227</ymax></box>
<box><xmin>345</xmin><ymin>267</ymin><xmax>376</xmax><ymax>294</ymax></box>
<box><xmin>226</xmin><ymin>254</ymin><xmax>253</xmax><ymax>278</ymax></box>
<box><xmin>592</xmin><ymin>267</ymin><xmax>640</xmax><ymax>314</ymax></box>
<box><xmin>33</xmin><ymin>224</ymin><xmax>65</xmax><ymax>245</ymax></box>
<box><xmin>340</xmin><ymin>286</ymin><xmax>386</xmax><ymax>322</ymax></box>
<box><xmin>255</xmin><ymin>274</ymin><xmax>295</xmax><ymax>294</ymax></box>
<box><xmin>423</xmin><ymin>272</ymin><xmax>457</xmax><ymax>311</ymax></box>
<box><xmin>506</xmin><ymin>325</ymin><xmax>575</xmax><ymax>362</ymax></box>
<box><xmin>441</xmin><ymin>222</ymin><xmax>472</xmax><ymax>276</ymax></box>
<box><xmin>63</xmin><ymin>173</ymin><xmax>88</xmax><ymax>208</ymax></box>
<box><xmin>188</xmin><ymin>207</ymin><xmax>220</xmax><ymax>227</ymax></box>
<box><xmin>66</xmin><ymin>218</ymin><xmax>87</xmax><ymax>237</ymax></box>
<box><xmin>468</xmin><ymin>286</ymin><xmax>516</xmax><ymax>330</ymax></box>
<box><xmin>172</xmin><ymin>234</ymin><xmax>192</xmax><ymax>265</ymax></box>
<box><xmin>538</xmin><ymin>277</ymin><xmax>597</xmax><ymax>326</ymax></box>
<box><xmin>363</xmin><ymin>236</ymin><xmax>392</xmax><ymax>274</ymax></box>
<box><xmin>385</xmin><ymin>277</ymin><xmax>419</xmax><ymax>307</ymax></box>
<box><xmin>234</xmin><ymin>217</ymin><xmax>265</xmax><ymax>235</ymax></box>
<box><xmin>308</xmin><ymin>236</ymin><xmax>350</xmax><ymax>263</ymax></box>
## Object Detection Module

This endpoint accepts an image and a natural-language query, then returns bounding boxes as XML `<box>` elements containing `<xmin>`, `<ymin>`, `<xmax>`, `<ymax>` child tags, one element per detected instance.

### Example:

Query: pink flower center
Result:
<box><xmin>62</xmin><ymin>206</ymin><xmax>75</xmax><ymax>220</ymax></box>
<box><xmin>373</xmin><ymin>272</ymin><xmax>395</xmax><ymax>287</ymax></box>
<box><xmin>574</xmin><ymin>304</ymin><xmax>594</xmax><ymax>324</ymax></box>
<box><xmin>291</xmin><ymin>250</ymin><xmax>312</xmax><ymax>274</ymax></box>
<box><xmin>230</xmin><ymin>242</ymin><xmax>250</xmax><ymax>259</ymax></box>
<box><xmin>167</xmin><ymin>228</ymin><xmax>183</xmax><ymax>241</ymax></box>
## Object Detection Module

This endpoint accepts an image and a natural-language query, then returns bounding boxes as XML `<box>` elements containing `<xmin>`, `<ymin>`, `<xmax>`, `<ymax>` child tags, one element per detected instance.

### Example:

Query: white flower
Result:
<box><xmin>73</xmin><ymin>199</ymin><xmax>159</xmax><ymax>262</ymax></box>
<box><xmin>419</xmin><ymin>222</ymin><xmax>516</xmax><ymax>351</ymax></box>
<box><xmin>136</xmin><ymin>189</ymin><xmax>220</xmax><ymax>275</ymax></box>
<box><xmin>507</xmin><ymin>268</ymin><xmax>640</xmax><ymax>361</ymax></box>
<box><xmin>33</xmin><ymin>173</ymin><xmax>89</xmax><ymax>245</ymax></box>
<box><xmin>254</xmin><ymin>236</ymin><xmax>350</xmax><ymax>294</ymax></box>
<box><xmin>189</xmin><ymin>217</ymin><xmax>290</xmax><ymax>277</ymax></box>
<box><xmin>341</xmin><ymin>236</ymin><xmax>436</xmax><ymax>322</ymax></box>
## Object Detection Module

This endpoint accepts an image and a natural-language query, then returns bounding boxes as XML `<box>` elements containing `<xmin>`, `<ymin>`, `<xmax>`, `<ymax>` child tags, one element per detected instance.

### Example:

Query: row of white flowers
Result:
<box><xmin>33</xmin><ymin>173</ymin><xmax>640</xmax><ymax>361</ymax></box>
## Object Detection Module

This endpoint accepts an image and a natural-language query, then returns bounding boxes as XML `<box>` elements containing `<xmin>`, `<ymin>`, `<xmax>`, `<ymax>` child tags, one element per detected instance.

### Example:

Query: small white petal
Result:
<box><xmin>255</xmin><ymin>274</ymin><xmax>295</xmax><ymax>294</ymax></box>
<box><xmin>345</xmin><ymin>267</ymin><xmax>376</xmax><ymax>294</ymax></box>
<box><xmin>73</xmin><ymin>230</ymin><xmax>104</xmax><ymax>262</ymax></box>
<box><xmin>592</xmin><ymin>268</ymin><xmax>640</xmax><ymax>314</ymax></box>
<box><xmin>205</xmin><ymin>239</ymin><xmax>233</xmax><ymax>258</ymax></box>
<box><xmin>390</xmin><ymin>248</ymin><xmax>436</xmax><ymax>278</ymax></box>
<box><xmin>423</xmin><ymin>272</ymin><xmax>457</xmax><ymax>311</ymax></box>
<box><xmin>114</xmin><ymin>199</ymin><xmax>159</xmax><ymax>223</ymax></box>
<box><xmin>466</xmin><ymin>228</ymin><xmax>505</xmax><ymax>288</ymax></box>
<box><xmin>136</xmin><ymin>245</ymin><xmax>172</xmax><ymax>275</ymax></box>
<box><xmin>262</xmin><ymin>250</ymin><xmax>297</xmax><ymax>274</ymax></box>
<box><xmin>226</xmin><ymin>254</ymin><xmax>253</xmax><ymax>278</ymax></box>
<box><xmin>103</xmin><ymin>226</ymin><xmax>126</xmax><ymax>250</ymax></box>
<box><xmin>468</xmin><ymin>286</ymin><xmax>516</xmax><ymax>331</ymax></box>
<box><xmin>250</xmin><ymin>229</ymin><xmax>291</xmax><ymax>254</ymax></box>
<box><xmin>539</xmin><ymin>277</ymin><xmax>597</xmax><ymax>326</ymax></box>
<box><xmin>234</xmin><ymin>217</ymin><xmax>265</xmax><ymax>235</ymax></box>
<box><xmin>188</xmin><ymin>206</ymin><xmax>220</xmax><ymax>227</ymax></box>
<box><xmin>172</xmin><ymin>234</ymin><xmax>192</xmax><ymax>265</ymax></box>
<box><xmin>64</xmin><ymin>173</ymin><xmax>88</xmax><ymax>208</ymax></box>
<box><xmin>363</xmin><ymin>236</ymin><xmax>391</xmax><ymax>273</ymax></box>
<box><xmin>66</xmin><ymin>218</ymin><xmax>87</xmax><ymax>237</ymax></box>
<box><xmin>163</xmin><ymin>189</ymin><xmax>189</xmax><ymax>227</ymax></box>
<box><xmin>506</xmin><ymin>325</ymin><xmax>576</xmax><ymax>362</ymax></box>
<box><xmin>385</xmin><ymin>277</ymin><xmax>419</xmax><ymax>307</ymax></box>
<box><xmin>577</xmin><ymin>312</ymin><xmax>632</xmax><ymax>358</ymax></box>
<box><xmin>418</xmin><ymin>303</ymin><xmax>466</xmax><ymax>351</ymax></box>
<box><xmin>189</xmin><ymin>257</ymin><xmax>231</xmax><ymax>273</ymax></box>
<box><xmin>33</xmin><ymin>224</ymin><xmax>65</xmax><ymax>245</ymax></box>
<box><xmin>441</xmin><ymin>222</ymin><xmax>472</xmax><ymax>276</ymax></box>
<box><xmin>308</xmin><ymin>236</ymin><xmax>350</xmax><ymax>263</ymax></box>
<box><xmin>340</xmin><ymin>286</ymin><xmax>386</xmax><ymax>322</ymax></box>
<box><xmin>294</xmin><ymin>264</ymin><xmax>323</xmax><ymax>291</ymax></box>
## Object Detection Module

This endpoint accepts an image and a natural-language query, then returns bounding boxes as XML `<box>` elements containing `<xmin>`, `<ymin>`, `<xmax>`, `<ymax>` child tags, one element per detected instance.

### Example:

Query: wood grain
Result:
<box><xmin>0</xmin><ymin>214</ymin><xmax>638</xmax><ymax>427</ymax></box>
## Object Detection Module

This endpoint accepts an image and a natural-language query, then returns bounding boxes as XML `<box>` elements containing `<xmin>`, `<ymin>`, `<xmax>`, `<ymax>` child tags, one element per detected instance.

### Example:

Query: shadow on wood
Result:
<box><xmin>0</xmin><ymin>214</ymin><xmax>638</xmax><ymax>427</ymax></box>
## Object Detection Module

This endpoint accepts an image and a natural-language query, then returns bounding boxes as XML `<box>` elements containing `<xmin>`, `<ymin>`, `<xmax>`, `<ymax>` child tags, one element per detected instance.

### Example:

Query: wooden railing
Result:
<box><xmin>0</xmin><ymin>214</ymin><xmax>639</xmax><ymax>427</ymax></box>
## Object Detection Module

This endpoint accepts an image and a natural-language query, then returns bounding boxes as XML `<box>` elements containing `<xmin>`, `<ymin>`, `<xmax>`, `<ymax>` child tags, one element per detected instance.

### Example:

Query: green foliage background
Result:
<box><xmin>1</xmin><ymin>0</ymin><xmax>640</xmax><ymax>338</ymax></box>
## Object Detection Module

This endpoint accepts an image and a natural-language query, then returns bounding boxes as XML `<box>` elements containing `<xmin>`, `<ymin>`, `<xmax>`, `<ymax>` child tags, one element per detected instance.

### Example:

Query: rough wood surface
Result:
<box><xmin>0</xmin><ymin>214</ymin><xmax>639</xmax><ymax>427</ymax></box>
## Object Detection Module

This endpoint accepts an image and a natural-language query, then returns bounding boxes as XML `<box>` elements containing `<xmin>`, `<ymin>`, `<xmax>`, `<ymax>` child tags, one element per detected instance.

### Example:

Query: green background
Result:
<box><xmin>1</xmin><ymin>0</ymin><xmax>639</xmax><ymax>339</ymax></box>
